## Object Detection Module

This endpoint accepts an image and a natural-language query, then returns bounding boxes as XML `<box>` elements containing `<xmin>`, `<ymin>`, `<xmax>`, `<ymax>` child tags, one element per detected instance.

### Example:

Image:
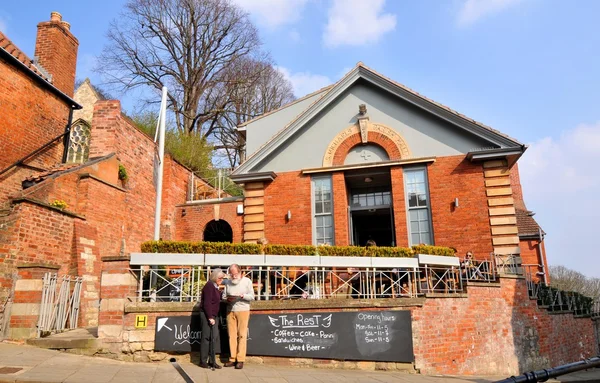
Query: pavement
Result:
<box><xmin>0</xmin><ymin>342</ymin><xmax>598</xmax><ymax>383</ymax></box>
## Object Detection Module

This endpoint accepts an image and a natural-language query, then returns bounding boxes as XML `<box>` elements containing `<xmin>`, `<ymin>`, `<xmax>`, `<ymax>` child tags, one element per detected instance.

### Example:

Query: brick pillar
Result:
<box><xmin>243</xmin><ymin>182</ymin><xmax>265</xmax><ymax>243</ymax></box>
<box><xmin>332</xmin><ymin>172</ymin><xmax>349</xmax><ymax>246</ymax></box>
<box><xmin>390</xmin><ymin>166</ymin><xmax>408</xmax><ymax>247</ymax></box>
<box><xmin>89</xmin><ymin>101</ymin><xmax>122</xmax><ymax>158</ymax></box>
<box><xmin>74</xmin><ymin>221</ymin><xmax>101</xmax><ymax>327</ymax></box>
<box><xmin>98</xmin><ymin>256</ymin><xmax>137</xmax><ymax>342</ymax></box>
<box><xmin>9</xmin><ymin>263</ymin><xmax>60</xmax><ymax>340</ymax></box>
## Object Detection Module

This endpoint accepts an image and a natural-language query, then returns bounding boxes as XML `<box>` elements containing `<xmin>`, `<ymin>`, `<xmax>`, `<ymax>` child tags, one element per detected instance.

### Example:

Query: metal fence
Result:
<box><xmin>131</xmin><ymin>264</ymin><xmax>493</xmax><ymax>302</ymax></box>
<box><xmin>524</xmin><ymin>266</ymin><xmax>598</xmax><ymax>317</ymax></box>
<box><xmin>37</xmin><ymin>273</ymin><xmax>83</xmax><ymax>337</ymax></box>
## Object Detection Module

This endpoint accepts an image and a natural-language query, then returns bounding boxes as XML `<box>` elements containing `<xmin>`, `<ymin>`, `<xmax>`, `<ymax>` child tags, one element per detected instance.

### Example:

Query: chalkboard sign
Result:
<box><xmin>246</xmin><ymin>310</ymin><xmax>413</xmax><ymax>362</ymax></box>
<box><xmin>154</xmin><ymin>315</ymin><xmax>226</xmax><ymax>353</ymax></box>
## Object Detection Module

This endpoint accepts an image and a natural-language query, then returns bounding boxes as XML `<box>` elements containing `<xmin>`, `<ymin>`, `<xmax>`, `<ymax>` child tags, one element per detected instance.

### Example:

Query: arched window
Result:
<box><xmin>203</xmin><ymin>220</ymin><xmax>233</xmax><ymax>243</ymax></box>
<box><xmin>66</xmin><ymin>120</ymin><xmax>91</xmax><ymax>163</ymax></box>
<box><xmin>344</xmin><ymin>144</ymin><xmax>389</xmax><ymax>165</ymax></box>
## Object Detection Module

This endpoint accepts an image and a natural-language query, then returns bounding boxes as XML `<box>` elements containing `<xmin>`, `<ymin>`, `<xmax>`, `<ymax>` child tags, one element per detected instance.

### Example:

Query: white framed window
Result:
<box><xmin>312</xmin><ymin>176</ymin><xmax>334</xmax><ymax>245</ymax></box>
<box><xmin>404</xmin><ymin>167</ymin><xmax>433</xmax><ymax>245</ymax></box>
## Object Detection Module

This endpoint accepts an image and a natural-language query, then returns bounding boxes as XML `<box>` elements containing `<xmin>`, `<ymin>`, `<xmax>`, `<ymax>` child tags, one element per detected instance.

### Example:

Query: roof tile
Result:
<box><xmin>0</xmin><ymin>30</ymin><xmax>52</xmax><ymax>82</ymax></box>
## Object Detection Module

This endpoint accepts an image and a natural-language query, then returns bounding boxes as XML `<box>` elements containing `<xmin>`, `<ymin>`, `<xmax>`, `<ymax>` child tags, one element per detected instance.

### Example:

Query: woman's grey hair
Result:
<box><xmin>209</xmin><ymin>268</ymin><xmax>225</xmax><ymax>283</ymax></box>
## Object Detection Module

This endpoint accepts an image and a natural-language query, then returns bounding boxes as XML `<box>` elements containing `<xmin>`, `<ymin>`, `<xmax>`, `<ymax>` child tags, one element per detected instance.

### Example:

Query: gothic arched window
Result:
<box><xmin>66</xmin><ymin>120</ymin><xmax>91</xmax><ymax>163</ymax></box>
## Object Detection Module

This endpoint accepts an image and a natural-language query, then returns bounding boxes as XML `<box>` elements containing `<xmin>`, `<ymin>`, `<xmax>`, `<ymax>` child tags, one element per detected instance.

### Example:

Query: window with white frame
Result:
<box><xmin>312</xmin><ymin>176</ymin><xmax>334</xmax><ymax>245</ymax></box>
<box><xmin>404</xmin><ymin>167</ymin><xmax>433</xmax><ymax>245</ymax></box>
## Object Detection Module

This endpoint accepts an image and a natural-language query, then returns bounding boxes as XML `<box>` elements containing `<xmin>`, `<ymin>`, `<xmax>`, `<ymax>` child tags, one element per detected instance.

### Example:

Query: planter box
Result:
<box><xmin>417</xmin><ymin>254</ymin><xmax>460</xmax><ymax>267</ymax></box>
<box><xmin>371</xmin><ymin>257</ymin><xmax>418</xmax><ymax>269</ymax></box>
<box><xmin>204</xmin><ymin>254</ymin><xmax>265</xmax><ymax>266</ymax></box>
<box><xmin>265</xmin><ymin>255</ymin><xmax>320</xmax><ymax>267</ymax></box>
<box><xmin>130</xmin><ymin>253</ymin><xmax>204</xmax><ymax>266</ymax></box>
<box><xmin>318</xmin><ymin>256</ymin><xmax>372</xmax><ymax>268</ymax></box>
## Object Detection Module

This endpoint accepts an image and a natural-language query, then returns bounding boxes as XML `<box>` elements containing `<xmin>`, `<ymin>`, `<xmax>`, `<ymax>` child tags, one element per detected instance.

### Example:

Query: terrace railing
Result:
<box><xmin>129</xmin><ymin>253</ymin><xmax>473</xmax><ymax>303</ymax></box>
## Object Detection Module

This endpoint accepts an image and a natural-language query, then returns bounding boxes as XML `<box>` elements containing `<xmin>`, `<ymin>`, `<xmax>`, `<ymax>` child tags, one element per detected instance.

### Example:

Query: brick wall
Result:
<box><xmin>412</xmin><ymin>277</ymin><xmax>595</xmax><ymax>375</ymax></box>
<box><xmin>428</xmin><ymin>156</ymin><xmax>492</xmax><ymax>257</ymax></box>
<box><xmin>0</xmin><ymin>201</ymin><xmax>77</xmax><ymax>305</ymax></box>
<box><xmin>263</xmin><ymin>171</ymin><xmax>312</xmax><ymax>245</ymax></box>
<box><xmin>259</xmin><ymin>156</ymin><xmax>493</xmax><ymax>254</ymax></box>
<box><xmin>0</xmin><ymin>55</ymin><xmax>69</xmax><ymax>193</ymax></box>
<box><xmin>175</xmin><ymin>201</ymin><xmax>243</xmax><ymax>242</ymax></box>
<box><xmin>161</xmin><ymin>156</ymin><xmax>191</xmax><ymax>240</ymax></box>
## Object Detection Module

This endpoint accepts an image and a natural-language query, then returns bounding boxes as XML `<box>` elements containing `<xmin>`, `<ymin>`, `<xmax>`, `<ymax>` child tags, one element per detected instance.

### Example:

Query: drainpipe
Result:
<box><xmin>538</xmin><ymin>227</ymin><xmax>548</xmax><ymax>285</ymax></box>
<box><xmin>61</xmin><ymin>106</ymin><xmax>75</xmax><ymax>163</ymax></box>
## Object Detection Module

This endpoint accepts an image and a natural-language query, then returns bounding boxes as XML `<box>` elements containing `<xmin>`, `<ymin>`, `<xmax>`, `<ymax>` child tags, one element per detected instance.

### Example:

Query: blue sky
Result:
<box><xmin>1</xmin><ymin>0</ymin><xmax>599</xmax><ymax>277</ymax></box>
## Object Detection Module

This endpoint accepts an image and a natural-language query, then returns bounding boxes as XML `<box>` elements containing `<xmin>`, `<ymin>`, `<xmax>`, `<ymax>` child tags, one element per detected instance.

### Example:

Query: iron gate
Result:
<box><xmin>37</xmin><ymin>273</ymin><xmax>83</xmax><ymax>337</ymax></box>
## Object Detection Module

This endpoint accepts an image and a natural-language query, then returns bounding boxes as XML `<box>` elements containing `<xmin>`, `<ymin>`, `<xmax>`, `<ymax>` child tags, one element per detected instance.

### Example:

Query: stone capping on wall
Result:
<box><xmin>101</xmin><ymin>255</ymin><xmax>131</xmax><ymax>262</ymax></box>
<box><xmin>177</xmin><ymin>196</ymin><xmax>244</xmax><ymax>207</ymax></box>
<box><xmin>124</xmin><ymin>298</ymin><xmax>426</xmax><ymax>314</ymax></box>
<box><xmin>79</xmin><ymin>173</ymin><xmax>127</xmax><ymax>193</ymax></box>
<box><xmin>10</xmin><ymin>197</ymin><xmax>86</xmax><ymax>220</ymax></box>
<box><xmin>16</xmin><ymin>263</ymin><xmax>61</xmax><ymax>270</ymax></box>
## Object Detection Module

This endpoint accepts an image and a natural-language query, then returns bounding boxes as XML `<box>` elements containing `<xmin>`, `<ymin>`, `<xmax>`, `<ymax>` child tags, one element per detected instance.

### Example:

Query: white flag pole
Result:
<box><xmin>153</xmin><ymin>86</ymin><xmax>168</xmax><ymax>241</ymax></box>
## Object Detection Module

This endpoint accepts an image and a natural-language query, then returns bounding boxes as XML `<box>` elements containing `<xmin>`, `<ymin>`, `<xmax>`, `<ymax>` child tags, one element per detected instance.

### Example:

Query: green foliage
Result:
<box><xmin>142</xmin><ymin>241</ymin><xmax>433</xmax><ymax>258</ymax></box>
<box><xmin>411</xmin><ymin>244</ymin><xmax>456</xmax><ymax>257</ymax></box>
<box><xmin>264</xmin><ymin>244</ymin><xmax>317</xmax><ymax>255</ymax></box>
<box><xmin>50</xmin><ymin>199</ymin><xmax>68</xmax><ymax>210</ymax></box>
<box><xmin>131</xmin><ymin>111</ymin><xmax>213</xmax><ymax>174</ymax></box>
<box><xmin>369</xmin><ymin>246</ymin><xmax>414</xmax><ymax>258</ymax></box>
<box><xmin>141</xmin><ymin>240</ymin><xmax>262</xmax><ymax>255</ymax></box>
<box><xmin>118</xmin><ymin>164</ymin><xmax>128</xmax><ymax>181</ymax></box>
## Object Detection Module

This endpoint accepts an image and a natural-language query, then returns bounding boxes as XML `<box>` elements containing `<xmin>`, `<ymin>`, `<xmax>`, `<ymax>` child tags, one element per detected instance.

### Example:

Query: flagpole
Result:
<box><xmin>154</xmin><ymin>86</ymin><xmax>168</xmax><ymax>241</ymax></box>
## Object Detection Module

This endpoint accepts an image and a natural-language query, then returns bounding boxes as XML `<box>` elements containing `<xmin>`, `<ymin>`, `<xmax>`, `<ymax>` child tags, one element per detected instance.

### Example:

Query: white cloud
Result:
<box><xmin>276</xmin><ymin>66</ymin><xmax>331</xmax><ymax>97</ymax></box>
<box><xmin>323</xmin><ymin>0</ymin><xmax>396</xmax><ymax>48</ymax></box>
<box><xmin>233</xmin><ymin>0</ymin><xmax>309</xmax><ymax>28</ymax></box>
<box><xmin>519</xmin><ymin>122</ymin><xmax>600</xmax><ymax>278</ymax></box>
<box><xmin>457</xmin><ymin>0</ymin><xmax>522</xmax><ymax>27</ymax></box>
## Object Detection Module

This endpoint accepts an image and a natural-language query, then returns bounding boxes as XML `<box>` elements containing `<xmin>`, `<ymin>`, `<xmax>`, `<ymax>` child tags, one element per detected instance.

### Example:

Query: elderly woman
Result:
<box><xmin>199</xmin><ymin>268</ymin><xmax>225</xmax><ymax>369</ymax></box>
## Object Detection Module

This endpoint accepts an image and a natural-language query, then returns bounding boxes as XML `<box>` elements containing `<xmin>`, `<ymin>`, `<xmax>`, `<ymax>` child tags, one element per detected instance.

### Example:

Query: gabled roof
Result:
<box><xmin>233</xmin><ymin>62</ymin><xmax>523</xmax><ymax>175</ymax></box>
<box><xmin>238</xmin><ymin>85</ymin><xmax>333</xmax><ymax>129</ymax></box>
<box><xmin>0</xmin><ymin>31</ymin><xmax>81</xmax><ymax>108</ymax></box>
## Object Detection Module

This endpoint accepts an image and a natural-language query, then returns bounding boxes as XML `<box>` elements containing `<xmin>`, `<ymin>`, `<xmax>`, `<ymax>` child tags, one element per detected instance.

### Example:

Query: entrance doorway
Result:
<box><xmin>345</xmin><ymin>169</ymin><xmax>395</xmax><ymax>247</ymax></box>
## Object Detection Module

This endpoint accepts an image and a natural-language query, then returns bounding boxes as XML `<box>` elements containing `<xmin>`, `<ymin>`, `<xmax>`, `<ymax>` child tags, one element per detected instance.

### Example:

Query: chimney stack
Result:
<box><xmin>34</xmin><ymin>12</ymin><xmax>79</xmax><ymax>97</ymax></box>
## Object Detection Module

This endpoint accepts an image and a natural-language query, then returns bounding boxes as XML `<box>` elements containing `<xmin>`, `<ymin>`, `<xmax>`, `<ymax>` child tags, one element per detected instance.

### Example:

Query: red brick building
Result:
<box><xmin>0</xmin><ymin>13</ymin><xmax>203</xmax><ymax>338</ymax></box>
<box><xmin>229</xmin><ymin>63</ymin><xmax>548</xmax><ymax>275</ymax></box>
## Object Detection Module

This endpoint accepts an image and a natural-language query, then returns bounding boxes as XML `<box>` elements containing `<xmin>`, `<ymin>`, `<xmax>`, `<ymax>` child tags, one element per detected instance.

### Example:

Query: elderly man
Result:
<box><xmin>222</xmin><ymin>264</ymin><xmax>254</xmax><ymax>369</ymax></box>
<box><xmin>199</xmin><ymin>268</ymin><xmax>225</xmax><ymax>369</ymax></box>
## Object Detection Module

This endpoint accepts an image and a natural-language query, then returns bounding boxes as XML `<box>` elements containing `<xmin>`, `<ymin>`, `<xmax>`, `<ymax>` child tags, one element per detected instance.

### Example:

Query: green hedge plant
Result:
<box><xmin>411</xmin><ymin>244</ymin><xmax>456</xmax><ymax>257</ymax></box>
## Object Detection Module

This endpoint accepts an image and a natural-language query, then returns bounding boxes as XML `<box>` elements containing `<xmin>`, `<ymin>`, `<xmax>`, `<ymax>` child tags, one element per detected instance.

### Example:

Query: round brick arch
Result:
<box><xmin>323</xmin><ymin>123</ymin><xmax>412</xmax><ymax>167</ymax></box>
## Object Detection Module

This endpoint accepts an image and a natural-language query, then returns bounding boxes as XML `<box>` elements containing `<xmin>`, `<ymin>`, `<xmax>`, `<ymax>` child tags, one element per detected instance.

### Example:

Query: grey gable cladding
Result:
<box><xmin>233</xmin><ymin>64</ymin><xmax>523</xmax><ymax>175</ymax></box>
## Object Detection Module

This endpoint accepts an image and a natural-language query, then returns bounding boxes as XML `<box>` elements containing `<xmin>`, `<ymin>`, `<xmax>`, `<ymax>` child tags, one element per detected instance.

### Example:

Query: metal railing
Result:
<box><xmin>524</xmin><ymin>266</ymin><xmax>598</xmax><ymax>317</ymax></box>
<box><xmin>494</xmin><ymin>253</ymin><xmax>522</xmax><ymax>275</ymax></box>
<box><xmin>131</xmin><ymin>264</ymin><xmax>472</xmax><ymax>302</ymax></box>
<box><xmin>461</xmin><ymin>257</ymin><xmax>497</xmax><ymax>283</ymax></box>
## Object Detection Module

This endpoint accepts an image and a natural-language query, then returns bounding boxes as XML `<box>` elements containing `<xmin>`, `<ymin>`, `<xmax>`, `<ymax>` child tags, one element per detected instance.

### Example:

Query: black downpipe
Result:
<box><xmin>61</xmin><ymin>106</ymin><xmax>75</xmax><ymax>163</ymax></box>
<box><xmin>494</xmin><ymin>356</ymin><xmax>600</xmax><ymax>383</ymax></box>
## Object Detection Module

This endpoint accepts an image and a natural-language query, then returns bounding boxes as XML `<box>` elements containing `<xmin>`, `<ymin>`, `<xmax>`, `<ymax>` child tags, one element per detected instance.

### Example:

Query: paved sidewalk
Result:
<box><xmin>0</xmin><ymin>343</ymin><xmax>598</xmax><ymax>383</ymax></box>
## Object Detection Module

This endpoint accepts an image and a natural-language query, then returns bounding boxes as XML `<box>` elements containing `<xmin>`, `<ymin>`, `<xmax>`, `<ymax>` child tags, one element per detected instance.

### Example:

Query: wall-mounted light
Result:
<box><xmin>181</xmin><ymin>208</ymin><xmax>186</xmax><ymax>217</ymax></box>
<box><xmin>364</xmin><ymin>177</ymin><xmax>373</xmax><ymax>183</ymax></box>
<box><xmin>286</xmin><ymin>210</ymin><xmax>292</xmax><ymax>221</ymax></box>
<box><xmin>237</xmin><ymin>204</ymin><xmax>244</xmax><ymax>215</ymax></box>
<box><xmin>454</xmin><ymin>198</ymin><xmax>459</xmax><ymax>208</ymax></box>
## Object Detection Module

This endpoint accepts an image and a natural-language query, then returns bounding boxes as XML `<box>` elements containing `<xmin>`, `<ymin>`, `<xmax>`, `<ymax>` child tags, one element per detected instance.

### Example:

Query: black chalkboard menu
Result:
<box><xmin>246</xmin><ymin>310</ymin><xmax>413</xmax><ymax>362</ymax></box>
<box><xmin>154</xmin><ymin>310</ymin><xmax>413</xmax><ymax>362</ymax></box>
